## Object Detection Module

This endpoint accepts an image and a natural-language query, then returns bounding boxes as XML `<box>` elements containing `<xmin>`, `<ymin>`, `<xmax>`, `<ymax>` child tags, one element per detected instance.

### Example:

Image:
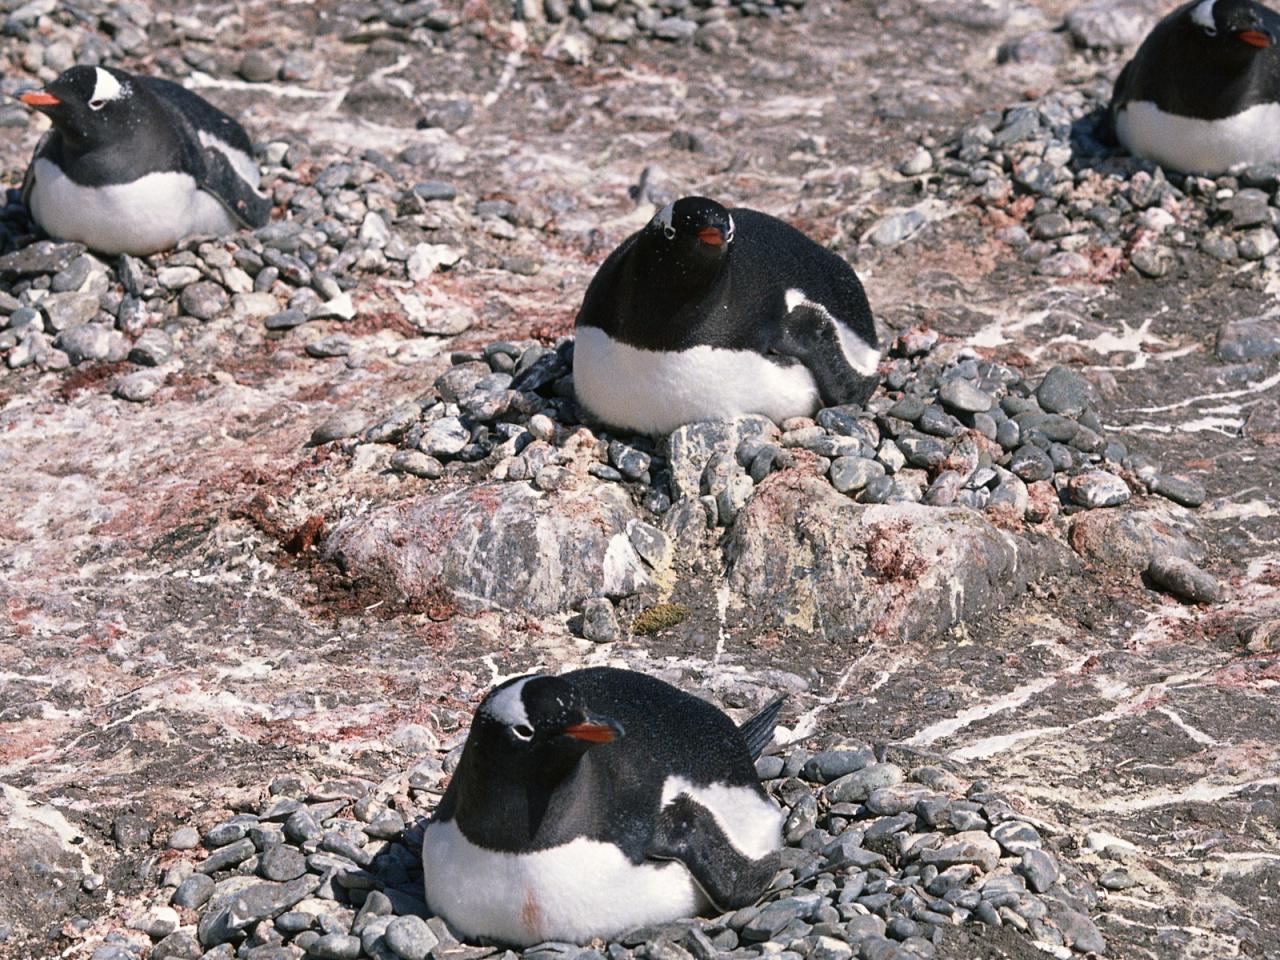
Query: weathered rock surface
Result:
<box><xmin>726</xmin><ymin>474</ymin><xmax>1068</xmax><ymax>642</ymax></box>
<box><xmin>325</xmin><ymin>481</ymin><xmax>651</xmax><ymax>614</ymax></box>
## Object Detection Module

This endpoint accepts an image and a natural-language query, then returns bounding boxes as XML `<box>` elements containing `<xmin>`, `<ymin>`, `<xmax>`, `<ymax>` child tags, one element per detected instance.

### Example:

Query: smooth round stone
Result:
<box><xmin>168</xmin><ymin>826</ymin><xmax>200</xmax><ymax>851</ymax></box>
<box><xmin>310</xmin><ymin>412</ymin><xmax>367</xmax><ymax>445</ymax></box>
<box><xmin>1147</xmin><ymin>555</ymin><xmax>1223</xmax><ymax>604</ymax></box>
<box><xmin>802</xmin><ymin>748</ymin><xmax>876</xmax><ymax>783</ymax></box>
<box><xmin>1009</xmin><ymin>445</ymin><xmax>1053</xmax><ymax>482</ymax></box>
<box><xmin>991</xmin><ymin>820</ymin><xmax>1041</xmax><ymax>855</ymax></box>
<box><xmin>995</xmin><ymin>419</ymin><xmax>1020</xmax><ymax>449</ymax></box>
<box><xmin>581</xmin><ymin>596</ymin><xmax>619</xmax><ymax>644</ymax></box>
<box><xmin>204</xmin><ymin>822</ymin><xmax>247</xmax><ymax>848</ymax></box>
<box><xmin>1017</xmin><ymin>849</ymin><xmax>1059</xmax><ymax>893</ymax></box>
<box><xmin>829</xmin><ymin>457</ymin><xmax>884</xmax><ymax>494</ymax></box>
<box><xmin>419</xmin><ymin>417</ymin><xmax>470</xmax><ymax>458</ymax></box>
<box><xmin>172</xmin><ymin>873</ymin><xmax>215</xmax><ymax>909</ymax></box>
<box><xmin>936</xmin><ymin>381</ymin><xmax>993</xmax><ymax>414</ymax></box>
<box><xmin>384</xmin><ymin>915</ymin><xmax>439</xmax><ymax>960</ymax></box>
<box><xmin>1067</xmin><ymin>470</ymin><xmax>1130</xmax><ymax>508</ymax></box>
<box><xmin>258</xmin><ymin>844</ymin><xmax>306</xmax><ymax>882</ymax></box>
<box><xmin>306</xmin><ymin>335</ymin><xmax>352</xmax><ymax>358</ymax></box>
<box><xmin>1149</xmin><ymin>473</ymin><xmax>1206</xmax><ymax>507</ymax></box>
<box><xmin>239</xmin><ymin>50</ymin><xmax>281</xmax><ymax>82</ymax></box>
<box><xmin>1035</xmin><ymin>366</ymin><xmax>1090</xmax><ymax>417</ymax></box>
<box><xmin>308</xmin><ymin>933</ymin><xmax>361</xmax><ymax>960</ymax></box>
<box><xmin>55</xmin><ymin>323</ymin><xmax>112</xmax><ymax>364</ymax></box>
<box><xmin>179</xmin><ymin>281</ymin><xmax>229</xmax><ymax>321</ymax></box>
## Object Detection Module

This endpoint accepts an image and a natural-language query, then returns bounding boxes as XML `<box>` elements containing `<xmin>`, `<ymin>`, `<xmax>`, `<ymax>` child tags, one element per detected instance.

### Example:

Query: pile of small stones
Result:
<box><xmin>100</xmin><ymin>742</ymin><xmax>1106</xmax><ymax>960</ymax></box>
<box><xmin>337</xmin><ymin>325</ymin><xmax>1206</xmax><ymax>527</ymax></box>
<box><xmin>0</xmin><ymin>147</ymin><xmax>501</xmax><ymax>393</ymax></box>
<box><xmin>878</xmin><ymin>82</ymin><xmax>1280</xmax><ymax>282</ymax></box>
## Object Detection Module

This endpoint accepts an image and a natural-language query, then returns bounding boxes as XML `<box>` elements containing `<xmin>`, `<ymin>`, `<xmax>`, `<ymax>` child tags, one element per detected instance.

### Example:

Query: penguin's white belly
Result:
<box><xmin>423</xmin><ymin>820</ymin><xmax>706</xmax><ymax>947</ymax></box>
<box><xmin>1115</xmin><ymin>100</ymin><xmax>1280</xmax><ymax>176</ymax></box>
<box><xmin>28</xmin><ymin>158</ymin><xmax>238</xmax><ymax>256</ymax></box>
<box><xmin>574</xmin><ymin>325</ymin><xmax>821</xmax><ymax>436</ymax></box>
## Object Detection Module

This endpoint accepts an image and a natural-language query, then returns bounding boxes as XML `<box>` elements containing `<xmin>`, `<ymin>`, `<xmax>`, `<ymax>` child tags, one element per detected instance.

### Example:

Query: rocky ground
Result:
<box><xmin>2</xmin><ymin>0</ymin><xmax>1279</xmax><ymax>959</ymax></box>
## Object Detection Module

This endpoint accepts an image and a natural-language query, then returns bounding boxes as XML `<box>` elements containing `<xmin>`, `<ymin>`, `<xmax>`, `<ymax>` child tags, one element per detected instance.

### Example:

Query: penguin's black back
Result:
<box><xmin>577</xmin><ymin>208</ymin><xmax>875</xmax><ymax>354</ymax></box>
<box><xmin>140</xmin><ymin>76</ymin><xmax>255</xmax><ymax>156</ymax></box>
<box><xmin>1110</xmin><ymin>0</ymin><xmax>1280</xmax><ymax>120</ymax></box>
<box><xmin>440</xmin><ymin>667</ymin><xmax>770</xmax><ymax>861</ymax></box>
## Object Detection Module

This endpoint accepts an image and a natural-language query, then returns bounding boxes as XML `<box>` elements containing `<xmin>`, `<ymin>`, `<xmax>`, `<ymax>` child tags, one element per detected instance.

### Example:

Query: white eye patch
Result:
<box><xmin>654</xmin><ymin>201</ymin><xmax>676</xmax><ymax>239</ymax></box>
<box><xmin>482</xmin><ymin>676</ymin><xmax>534</xmax><ymax>727</ymax></box>
<box><xmin>89</xmin><ymin>67</ymin><xmax>127</xmax><ymax>109</ymax></box>
<box><xmin>1191</xmin><ymin>0</ymin><xmax>1218</xmax><ymax>33</ymax></box>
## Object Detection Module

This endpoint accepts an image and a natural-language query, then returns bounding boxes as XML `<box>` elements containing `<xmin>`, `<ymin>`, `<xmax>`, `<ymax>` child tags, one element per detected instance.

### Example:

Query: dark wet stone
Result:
<box><xmin>1017</xmin><ymin>849</ymin><xmax>1058</xmax><ymax>894</ymax></box>
<box><xmin>1009</xmin><ymin>445</ymin><xmax>1053</xmax><ymax>482</ymax></box>
<box><xmin>1148</xmin><ymin>554</ymin><xmax>1223</xmax><ymax>604</ymax></box>
<box><xmin>937</xmin><ymin>381</ymin><xmax>992</xmax><ymax>413</ymax></box>
<box><xmin>412</xmin><ymin>182</ymin><xmax>458</xmax><ymax>202</ymax></box>
<box><xmin>1034</xmin><ymin>366</ymin><xmax>1090</xmax><ymax>417</ymax></box>
<box><xmin>258</xmin><ymin>845</ymin><xmax>306</xmax><ymax>882</ymax></box>
<box><xmin>1048</xmin><ymin>902</ymin><xmax>1106</xmax><ymax>954</ymax></box>
<box><xmin>172</xmin><ymin>874</ymin><xmax>216</xmax><ymax>909</ymax></box>
<box><xmin>1149</xmin><ymin>473</ymin><xmax>1206</xmax><ymax>508</ymax></box>
<box><xmin>265</xmin><ymin>309</ymin><xmax>309</xmax><ymax>330</ymax></box>
<box><xmin>1215</xmin><ymin>317</ymin><xmax>1280</xmax><ymax>362</ymax></box>
<box><xmin>802</xmin><ymin>748</ymin><xmax>876</xmax><ymax>783</ymax></box>
<box><xmin>205</xmin><ymin>822</ymin><xmax>248</xmax><ymax>848</ymax></box>
<box><xmin>198</xmin><ymin>838</ymin><xmax>256</xmax><ymax>874</ymax></box>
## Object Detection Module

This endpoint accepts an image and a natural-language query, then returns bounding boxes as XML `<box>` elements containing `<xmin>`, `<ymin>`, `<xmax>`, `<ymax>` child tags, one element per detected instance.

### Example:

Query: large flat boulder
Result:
<box><xmin>725</xmin><ymin>473</ymin><xmax>1068</xmax><ymax>643</ymax></box>
<box><xmin>325</xmin><ymin>480</ymin><xmax>651</xmax><ymax>615</ymax></box>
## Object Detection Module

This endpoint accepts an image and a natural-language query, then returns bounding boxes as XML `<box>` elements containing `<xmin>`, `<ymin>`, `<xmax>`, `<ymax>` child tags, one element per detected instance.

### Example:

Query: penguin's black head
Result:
<box><xmin>18</xmin><ymin>65</ymin><xmax>140</xmax><ymax>149</ymax></box>
<box><xmin>648</xmin><ymin>196</ymin><xmax>735</xmax><ymax>262</ymax></box>
<box><xmin>1185</xmin><ymin>0</ymin><xmax>1277</xmax><ymax>52</ymax></box>
<box><xmin>469</xmin><ymin>674</ymin><xmax>624</xmax><ymax>769</ymax></box>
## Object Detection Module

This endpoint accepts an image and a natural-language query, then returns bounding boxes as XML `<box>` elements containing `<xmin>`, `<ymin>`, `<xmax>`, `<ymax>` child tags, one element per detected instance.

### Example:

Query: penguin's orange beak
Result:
<box><xmin>697</xmin><ymin>227</ymin><xmax>724</xmax><ymax>247</ymax></box>
<box><xmin>562</xmin><ymin>715</ymin><xmax>623</xmax><ymax>744</ymax></box>
<box><xmin>1237</xmin><ymin>28</ymin><xmax>1272</xmax><ymax>47</ymax></box>
<box><xmin>19</xmin><ymin>91</ymin><xmax>61</xmax><ymax>108</ymax></box>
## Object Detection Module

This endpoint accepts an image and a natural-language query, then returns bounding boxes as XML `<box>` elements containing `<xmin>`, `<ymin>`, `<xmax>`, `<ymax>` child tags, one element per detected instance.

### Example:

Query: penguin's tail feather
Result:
<box><xmin>738</xmin><ymin>695</ymin><xmax>786</xmax><ymax>760</ymax></box>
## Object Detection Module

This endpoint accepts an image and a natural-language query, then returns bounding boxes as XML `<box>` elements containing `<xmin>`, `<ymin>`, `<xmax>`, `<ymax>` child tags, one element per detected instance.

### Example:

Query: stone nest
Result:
<box><xmin>115</xmin><ymin>739</ymin><xmax>1107</xmax><ymax>960</ymax></box>
<box><xmin>869</xmin><ymin>81</ymin><xmax>1280</xmax><ymax>283</ymax></box>
<box><xmin>334</xmin><ymin>325</ymin><xmax>1207</xmax><ymax>531</ymax></box>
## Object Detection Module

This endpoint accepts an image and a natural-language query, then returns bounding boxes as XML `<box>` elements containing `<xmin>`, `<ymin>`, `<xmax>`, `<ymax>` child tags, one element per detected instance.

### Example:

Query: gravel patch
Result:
<box><xmin>159</xmin><ymin>743</ymin><xmax>1105</xmax><ymax>959</ymax></box>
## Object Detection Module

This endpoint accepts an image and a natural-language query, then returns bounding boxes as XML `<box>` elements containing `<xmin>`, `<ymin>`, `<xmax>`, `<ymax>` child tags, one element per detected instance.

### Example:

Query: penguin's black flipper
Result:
<box><xmin>20</xmin><ymin>132</ymin><xmax>53</xmax><ymax>208</ymax></box>
<box><xmin>738</xmin><ymin>695</ymin><xmax>785</xmax><ymax>761</ymax></box>
<box><xmin>772</xmin><ymin>303</ymin><xmax>877</xmax><ymax>408</ymax></box>
<box><xmin>198</xmin><ymin>146</ymin><xmax>272</xmax><ymax>228</ymax></box>
<box><xmin>647</xmin><ymin>794</ymin><xmax>780</xmax><ymax>910</ymax></box>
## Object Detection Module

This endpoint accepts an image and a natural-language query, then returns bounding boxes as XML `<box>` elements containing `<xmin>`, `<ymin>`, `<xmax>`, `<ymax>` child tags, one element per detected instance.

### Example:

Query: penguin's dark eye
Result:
<box><xmin>89</xmin><ymin>99</ymin><xmax>106</xmax><ymax>111</ymax></box>
<box><xmin>511</xmin><ymin>724</ymin><xmax>534</xmax><ymax>741</ymax></box>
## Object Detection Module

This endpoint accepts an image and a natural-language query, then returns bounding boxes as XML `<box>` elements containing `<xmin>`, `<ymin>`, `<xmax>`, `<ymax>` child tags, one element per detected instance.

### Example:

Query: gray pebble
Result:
<box><xmin>1148</xmin><ymin>554</ymin><xmax>1223</xmax><ymax>604</ymax></box>
<box><xmin>172</xmin><ymin>873</ymin><xmax>216</xmax><ymax>909</ymax></box>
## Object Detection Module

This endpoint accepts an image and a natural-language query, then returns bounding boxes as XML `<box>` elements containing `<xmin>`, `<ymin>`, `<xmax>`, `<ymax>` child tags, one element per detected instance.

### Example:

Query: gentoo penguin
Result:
<box><xmin>1106</xmin><ymin>0</ymin><xmax>1280</xmax><ymax>175</ymax></box>
<box><xmin>422</xmin><ymin>667</ymin><xmax>786</xmax><ymax>946</ymax></box>
<box><xmin>571</xmin><ymin>197</ymin><xmax>880</xmax><ymax>436</ymax></box>
<box><xmin>18</xmin><ymin>65</ymin><xmax>270</xmax><ymax>256</ymax></box>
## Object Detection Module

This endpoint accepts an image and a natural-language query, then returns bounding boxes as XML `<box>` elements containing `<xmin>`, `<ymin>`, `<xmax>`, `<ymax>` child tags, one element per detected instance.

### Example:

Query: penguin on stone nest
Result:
<box><xmin>422</xmin><ymin>667</ymin><xmax>786</xmax><ymax>946</ymax></box>
<box><xmin>1105</xmin><ymin>0</ymin><xmax>1280</xmax><ymax>175</ymax></box>
<box><xmin>571</xmin><ymin>196</ymin><xmax>881</xmax><ymax>436</ymax></box>
<box><xmin>18</xmin><ymin>65</ymin><xmax>271</xmax><ymax>256</ymax></box>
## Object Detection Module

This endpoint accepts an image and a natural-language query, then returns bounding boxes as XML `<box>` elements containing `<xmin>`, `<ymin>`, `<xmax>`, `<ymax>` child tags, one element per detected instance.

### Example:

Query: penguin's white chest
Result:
<box><xmin>573</xmin><ymin>325</ymin><xmax>821</xmax><ymax>436</ymax></box>
<box><xmin>423</xmin><ymin>776</ymin><xmax>784</xmax><ymax>947</ymax></box>
<box><xmin>1115</xmin><ymin>100</ymin><xmax>1280</xmax><ymax>175</ymax></box>
<box><xmin>422</xmin><ymin>821</ymin><xmax>705</xmax><ymax>947</ymax></box>
<box><xmin>27</xmin><ymin>158</ymin><xmax>238</xmax><ymax>256</ymax></box>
